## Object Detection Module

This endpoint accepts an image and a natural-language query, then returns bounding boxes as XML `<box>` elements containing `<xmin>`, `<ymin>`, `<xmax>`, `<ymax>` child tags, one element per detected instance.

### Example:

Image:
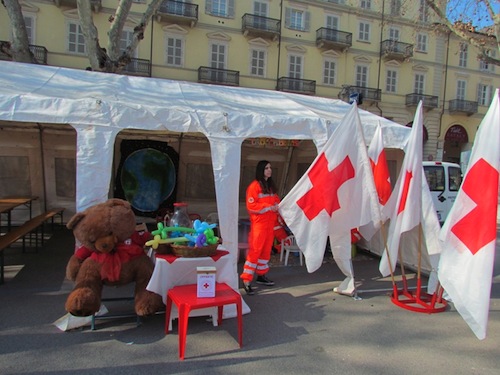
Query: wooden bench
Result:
<box><xmin>0</xmin><ymin>208</ymin><xmax>65</xmax><ymax>284</ymax></box>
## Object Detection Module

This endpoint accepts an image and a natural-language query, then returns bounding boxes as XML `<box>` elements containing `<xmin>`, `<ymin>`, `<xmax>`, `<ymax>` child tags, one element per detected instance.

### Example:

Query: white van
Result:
<box><xmin>423</xmin><ymin>161</ymin><xmax>462</xmax><ymax>224</ymax></box>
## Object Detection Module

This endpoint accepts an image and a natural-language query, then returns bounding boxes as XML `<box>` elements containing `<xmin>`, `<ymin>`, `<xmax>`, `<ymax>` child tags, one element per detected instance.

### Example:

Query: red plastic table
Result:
<box><xmin>165</xmin><ymin>282</ymin><xmax>243</xmax><ymax>360</ymax></box>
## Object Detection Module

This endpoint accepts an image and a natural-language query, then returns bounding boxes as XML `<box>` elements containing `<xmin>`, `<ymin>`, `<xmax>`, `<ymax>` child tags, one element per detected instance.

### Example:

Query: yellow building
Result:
<box><xmin>1</xmin><ymin>0</ymin><xmax>499</xmax><ymax>219</ymax></box>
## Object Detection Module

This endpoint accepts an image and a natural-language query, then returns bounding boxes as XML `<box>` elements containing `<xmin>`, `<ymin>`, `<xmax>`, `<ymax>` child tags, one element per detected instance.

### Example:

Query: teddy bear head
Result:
<box><xmin>66</xmin><ymin>198</ymin><xmax>136</xmax><ymax>254</ymax></box>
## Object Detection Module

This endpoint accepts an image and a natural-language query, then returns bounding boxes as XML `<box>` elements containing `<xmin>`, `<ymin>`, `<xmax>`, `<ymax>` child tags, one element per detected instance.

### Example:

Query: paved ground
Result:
<box><xmin>0</xmin><ymin>224</ymin><xmax>499</xmax><ymax>375</ymax></box>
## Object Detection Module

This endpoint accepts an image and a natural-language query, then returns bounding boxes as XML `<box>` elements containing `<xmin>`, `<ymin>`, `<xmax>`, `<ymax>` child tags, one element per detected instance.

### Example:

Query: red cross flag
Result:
<box><xmin>369</xmin><ymin>122</ymin><xmax>391</xmax><ymax>206</ymax></box>
<box><xmin>379</xmin><ymin>102</ymin><xmax>424</xmax><ymax>277</ymax></box>
<box><xmin>359</xmin><ymin>122</ymin><xmax>392</xmax><ymax>242</ymax></box>
<box><xmin>438</xmin><ymin>89</ymin><xmax>500</xmax><ymax>340</ymax></box>
<box><xmin>279</xmin><ymin>103</ymin><xmax>381</xmax><ymax>273</ymax></box>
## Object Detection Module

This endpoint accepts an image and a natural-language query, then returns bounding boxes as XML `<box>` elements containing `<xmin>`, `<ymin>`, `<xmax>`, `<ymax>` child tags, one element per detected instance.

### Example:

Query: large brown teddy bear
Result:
<box><xmin>65</xmin><ymin>198</ymin><xmax>163</xmax><ymax>317</ymax></box>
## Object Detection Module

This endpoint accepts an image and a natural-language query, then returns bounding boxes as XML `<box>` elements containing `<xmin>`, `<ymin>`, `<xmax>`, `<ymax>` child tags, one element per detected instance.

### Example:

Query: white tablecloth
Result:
<box><xmin>146</xmin><ymin>249</ymin><xmax>250</xmax><ymax>328</ymax></box>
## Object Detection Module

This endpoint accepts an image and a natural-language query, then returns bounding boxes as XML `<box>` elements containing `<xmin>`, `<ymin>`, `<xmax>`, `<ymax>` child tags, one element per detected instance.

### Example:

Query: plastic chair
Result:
<box><xmin>165</xmin><ymin>282</ymin><xmax>243</xmax><ymax>360</ymax></box>
<box><xmin>280</xmin><ymin>235</ymin><xmax>304</xmax><ymax>266</ymax></box>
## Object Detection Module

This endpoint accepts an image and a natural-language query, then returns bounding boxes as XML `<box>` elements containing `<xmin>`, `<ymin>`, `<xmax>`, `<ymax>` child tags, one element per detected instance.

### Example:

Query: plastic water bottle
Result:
<box><xmin>169</xmin><ymin>202</ymin><xmax>191</xmax><ymax>228</ymax></box>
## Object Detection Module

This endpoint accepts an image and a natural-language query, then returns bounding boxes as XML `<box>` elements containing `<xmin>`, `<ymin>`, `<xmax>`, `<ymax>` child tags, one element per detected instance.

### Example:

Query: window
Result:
<box><xmin>386</xmin><ymin>69</ymin><xmax>397</xmax><ymax>93</ymax></box>
<box><xmin>68</xmin><ymin>21</ymin><xmax>86</xmax><ymax>54</ymax></box>
<box><xmin>326</xmin><ymin>14</ymin><xmax>339</xmax><ymax>30</ymax></box>
<box><xmin>23</xmin><ymin>15</ymin><xmax>35</xmax><ymax>44</ymax></box>
<box><xmin>414</xmin><ymin>73</ymin><xmax>425</xmax><ymax>94</ymax></box>
<box><xmin>288</xmin><ymin>54</ymin><xmax>303</xmax><ymax>78</ymax></box>
<box><xmin>477</xmin><ymin>83</ymin><xmax>493</xmax><ymax>106</ymax></box>
<box><xmin>206</xmin><ymin>0</ymin><xmax>235</xmax><ymax>18</ymax></box>
<box><xmin>459</xmin><ymin>43</ymin><xmax>468</xmax><ymax>68</ymax></box>
<box><xmin>389</xmin><ymin>28</ymin><xmax>400</xmax><ymax>41</ymax></box>
<box><xmin>120</xmin><ymin>29</ymin><xmax>137</xmax><ymax>56</ymax></box>
<box><xmin>360</xmin><ymin>0</ymin><xmax>371</xmax><ymax>9</ymax></box>
<box><xmin>416</xmin><ymin>33</ymin><xmax>428</xmax><ymax>52</ymax></box>
<box><xmin>210</xmin><ymin>42</ymin><xmax>226</xmax><ymax>69</ymax></box>
<box><xmin>323</xmin><ymin>59</ymin><xmax>336</xmax><ymax>85</ymax></box>
<box><xmin>250</xmin><ymin>48</ymin><xmax>266</xmax><ymax>77</ymax></box>
<box><xmin>480</xmin><ymin>50</ymin><xmax>495</xmax><ymax>72</ymax></box>
<box><xmin>358</xmin><ymin>22</ymin><xmax>370</xmax><ymax>42</ymax></box>
<box><xmin>285</xmin><ymin>8</ymin><xmax>310</xmax><ymax>31</ymax></box>
<box><xmin>419</xmin><ymin>0</ymin><xmax>429</xmax><ymax>22</ymax></box>
<box><xmin>456</xmin><ymin>80</ymin><xmax>466</xmax><ymax>100</ymax></box>
<box><xmin>356</xmin><ymin>65</ymin><xmax>368</xmax><ymax>87</ymax></box>
<box><xmin>253</xmin><ymin>1</ymin><xmax>268</xmax><ymax>17</ymax></box>
<box><xmin>166</xmin><ymin>36</ymin><xmax>183</xmax><ymax>67</ymax></box>
<box><xmin>390</xmin><ymin>0</ymin><xmax>401</xmax><ymax>16</ymax></box>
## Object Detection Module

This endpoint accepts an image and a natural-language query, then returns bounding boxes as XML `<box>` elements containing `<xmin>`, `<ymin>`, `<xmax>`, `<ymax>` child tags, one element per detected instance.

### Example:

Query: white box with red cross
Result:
<box><xmin>196</xmin><ymin>266</ymin><xmax>216</xmax><ymax>298</ymax></box>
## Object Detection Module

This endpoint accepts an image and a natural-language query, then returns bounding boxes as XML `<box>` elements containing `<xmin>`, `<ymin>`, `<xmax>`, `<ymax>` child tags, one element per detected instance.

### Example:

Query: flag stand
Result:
<box><xmin>390</xmin><ymin>225</ymin><xmax>447</xmax><ymax>313</ymax></box>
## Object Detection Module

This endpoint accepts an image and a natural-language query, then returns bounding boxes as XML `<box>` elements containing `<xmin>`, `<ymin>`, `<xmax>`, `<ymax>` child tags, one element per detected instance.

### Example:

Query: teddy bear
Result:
<box><xmin>65</xmin><ymin>198</ymin><xmax>163</xmax><ymax>317</ymax></box>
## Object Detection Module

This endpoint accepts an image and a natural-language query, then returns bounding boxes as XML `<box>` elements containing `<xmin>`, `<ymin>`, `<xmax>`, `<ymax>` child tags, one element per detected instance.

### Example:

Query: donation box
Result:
<box><xmin>197</xmin><ymin>266</ymin><xmax>216</xmax><ymax>298</ymax></box>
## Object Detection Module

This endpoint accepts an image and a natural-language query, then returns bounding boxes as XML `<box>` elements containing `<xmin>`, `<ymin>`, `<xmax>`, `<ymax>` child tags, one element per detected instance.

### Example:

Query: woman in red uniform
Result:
<box><xmin>240</xmin><ymin>160</ymin><xmax>280</xmax><ymax>295</ymax></box>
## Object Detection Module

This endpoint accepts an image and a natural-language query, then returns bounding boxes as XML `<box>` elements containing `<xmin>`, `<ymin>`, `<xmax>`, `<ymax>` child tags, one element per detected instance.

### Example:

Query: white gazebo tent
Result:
<box><xmin>0</xmin><ymin>61</ymin><xmax>412</xmax><ymax>299</ymax></box>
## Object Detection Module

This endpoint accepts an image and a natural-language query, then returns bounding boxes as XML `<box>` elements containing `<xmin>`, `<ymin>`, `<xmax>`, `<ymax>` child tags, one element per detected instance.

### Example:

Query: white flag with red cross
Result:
<box><xmin>379</xmin><ymin>102</ymin><xmax>424</xmax><ymax>277</ymax></box>
<box><xmin>438</xmin><ymin>89</ymin><xmax>500</xmax><ymax>340</ymax></box>
<box><xmin>279</xmin><ymin>103</ymin><xmax>381</xmax><ymax>273</ymax></box>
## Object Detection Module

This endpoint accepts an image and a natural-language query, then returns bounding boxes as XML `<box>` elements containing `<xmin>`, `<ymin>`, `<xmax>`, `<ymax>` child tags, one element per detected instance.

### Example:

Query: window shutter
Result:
<box><xmin>285</xmin><ymin>8</ymin><xmax>291</xmax><ymax>27</ymax></box>
<box><xmin>304</xmin><ymin>12</ymin><xmax>310</xmax><ymax>31</ymax></box>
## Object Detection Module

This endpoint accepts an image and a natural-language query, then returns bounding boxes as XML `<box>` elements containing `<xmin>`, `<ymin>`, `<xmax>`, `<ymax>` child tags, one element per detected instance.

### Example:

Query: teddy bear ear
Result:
<box><xmin>66</xmin><ymin>212</ymin><xmax>86</xmax><ymax>230</ymax></box>
<box><xmin>106</xmin><ymin>198</ymin><xmax>131</xmax><ymax>209</ymax></box>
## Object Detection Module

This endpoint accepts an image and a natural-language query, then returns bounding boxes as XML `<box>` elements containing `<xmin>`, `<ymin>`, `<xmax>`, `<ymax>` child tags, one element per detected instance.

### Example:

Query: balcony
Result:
<box><xmin>122</xmin><ymin>58</ymin><xmax>151</xmax><ymax>77</ymax></box>
<box><xmin>242</xmin><ymin>14</ymin><xmax>281</xmax><ymax>41</ymax></box>
<box><xmin>277</xmin><ymin>77</ymin><xmax>316</xmax><ymax>95</ymax></box>
<box><xmin>380</xmin><ymin>40</ymin><xmax>413</xmax><ymax>61</ymax></box>
<box><xmin>54</xmin><ymin>0</ymin><xmax>102</xmax><ymax>12</ymax></box>
<box><xmin>0</xmin><ymin>41</ymin><xmax>48</xmax><ymax>65</ymax></box>
<box><xmin>340</xmin><ymin>85</ymin><xmax>381</xmax><ymax>102</ymax></box>
<box><xmin>448</xmin><ymin>99</ymin><xmax>478</xmax><ymax>115</ymax></box>
<box><xmin>155</xmin><ymin>0</ymin><xmax>198</xmax><ymax>27</ymax></box>
<box><xmin>316</xmin><ymin>28</ymin><xmax>352</xmax><ymax>51</ymax></box>
<box><xmin>406</xmin><ymin>93</ymin><xmax>439</xmax><ymax>109</ymax></box>
<box><xmin>198</xmin><ymin>66</ymin><xmax>240</xmax><ymax>86</ymax></box>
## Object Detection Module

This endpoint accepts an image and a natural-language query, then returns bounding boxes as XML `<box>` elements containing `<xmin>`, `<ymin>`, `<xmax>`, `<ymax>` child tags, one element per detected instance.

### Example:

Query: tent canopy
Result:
<box><xmin>0</xmin><ymin>61</ymin><xmax>411</xmax><ymax>289</ymax></box>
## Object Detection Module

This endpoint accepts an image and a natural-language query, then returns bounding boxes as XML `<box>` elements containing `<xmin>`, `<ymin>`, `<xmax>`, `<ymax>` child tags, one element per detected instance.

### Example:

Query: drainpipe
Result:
<box><xmin>276</xmin><ymin>0</ymin><xmax>284</xmax><ymax>88</ymax></box>
<box><xmin>438</xmin><ymin>28</ymin><xmax>450</xmax><ymax>146</ymax></box>
<box><xmin>150</xmin><ymin>16</ymin><xmax>154</xmax><ymax>76</ymax></box>
<box><xmin>375</xmin><ymin>0</ymin><xmax>385</xmax><ymax>117</ymax></box>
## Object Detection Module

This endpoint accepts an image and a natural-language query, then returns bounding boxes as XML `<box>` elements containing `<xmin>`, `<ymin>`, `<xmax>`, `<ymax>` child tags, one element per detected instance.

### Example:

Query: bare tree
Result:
<box><xmin>3</xmin><ymin>0</ymin><xmax>164</xmax><ymax>72</ymax></box>
<box><xmin>424</xmin><ymin>0</ymin><xmax>500</xmax><ymax>66</ymax></box>
<box><xmin>1</xmin><ymin>0</ymin><xmax>36</xmax><ymax>63</ymax></box>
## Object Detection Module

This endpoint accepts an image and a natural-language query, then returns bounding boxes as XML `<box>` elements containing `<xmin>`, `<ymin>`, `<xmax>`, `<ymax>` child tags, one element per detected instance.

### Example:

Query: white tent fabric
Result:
<box><xmin>0</xmin><ymin>61</ymin><xmax>411</xmax><ymax>295</ymax></box>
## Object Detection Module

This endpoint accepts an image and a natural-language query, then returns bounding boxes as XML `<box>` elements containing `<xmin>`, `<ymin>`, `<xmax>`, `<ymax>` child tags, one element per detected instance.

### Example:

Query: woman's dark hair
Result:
<box><xmin>255</xmin><ymin>160</ymin><xmax>277</xmax><ymax>194</ymax></box>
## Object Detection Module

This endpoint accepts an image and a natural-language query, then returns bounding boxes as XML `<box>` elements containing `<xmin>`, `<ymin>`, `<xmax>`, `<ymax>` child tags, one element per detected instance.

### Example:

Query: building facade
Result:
<box><xmin>1</xmin><ymin>0</ymin><xmax>499</xmax><ymax>219</ymax></box>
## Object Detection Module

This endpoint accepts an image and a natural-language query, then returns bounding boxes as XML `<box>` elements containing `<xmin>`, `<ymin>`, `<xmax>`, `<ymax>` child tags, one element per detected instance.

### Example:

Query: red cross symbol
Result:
<box><xmin>397</xmin><ymin>170</ymin><xmax>413</xmax><ymax>215</ymax></box>
<box><xmin>451</xmin><ymin>158</ymin><xmax>499</xmax><ymax>255</ymax></box>
<box><xmin>203</xmin><ymin>282</ymin><xmax>210</xmax><ymax>289</ymax></box>
<box><xmin>297</xmin><ymin>153</ymin><xmax>355</xmax><ymax>220</ymax></box>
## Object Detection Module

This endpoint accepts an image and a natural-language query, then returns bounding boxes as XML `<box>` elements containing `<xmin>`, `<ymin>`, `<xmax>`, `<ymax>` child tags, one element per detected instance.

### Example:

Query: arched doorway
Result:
<box><xmin>443</xmin><ymin>124</ymin><xmax>468</xmax><ymax>163</ymax></box>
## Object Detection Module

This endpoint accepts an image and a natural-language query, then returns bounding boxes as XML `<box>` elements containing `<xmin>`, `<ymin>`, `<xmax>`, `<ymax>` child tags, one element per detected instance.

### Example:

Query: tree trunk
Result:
<box><xmin>2</xmin><ymin>0</ymin><xmax>36</xmax><ymax>63</ymax></box>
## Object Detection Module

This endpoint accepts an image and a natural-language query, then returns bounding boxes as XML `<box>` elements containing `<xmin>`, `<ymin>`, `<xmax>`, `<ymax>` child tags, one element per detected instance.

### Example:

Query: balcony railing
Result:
<box><xmin>122</xmin><ymin>58</ymin><xmax>151</xmax><ymax>77</ymax></box>
<box><xmin>406</xmin><ymin>93</ymin><xmax>439</xmax><ymax>109</ymax></box>
<box><xmin>198</xmin><ymin>66</ymin><xmax>240</xmax><ymax>86</ymax></box>
<box><xmin>341</xmin><ymin>85</ymin><xmax>381</xmax><ymax>102</ymax></box>
<box><xmin>242</xmin><ymin>14</ymin><xmax>281</xmax><ymax>40</ymax></box>
<box><xmin>156</xmin><ymin>0</ymin><xmax>199</xmax><ymax>26</ymax></box>
<box><xmin>277</xmin><ymin>77</ymin><xmax>316</xmax><ymax>95</ymax></box>
<box><xmin>0</xmin><ymin>41</ymin><xmax>48</xmax><ymax>64</ymax></box>
<box><xmin>448</xmin><ymin>99</ymin><xmax>478</xmax><ymax>115</ymax></box>
<box><xmin>316</xmin><ymin>28</ymin><xmax>352</xmax><ymax>51</ymax></box>
<box><xmin>381</xmin><ymin>40</ymin><xmax>413</xmax><ymax>60</ymax></box>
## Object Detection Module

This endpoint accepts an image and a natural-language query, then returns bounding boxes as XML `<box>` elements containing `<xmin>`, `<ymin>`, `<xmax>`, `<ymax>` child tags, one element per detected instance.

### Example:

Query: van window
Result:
<box><xmin>449</xmin><ymin>166</ymin><xmax>462</xmax><ymax>191</ymax></box>
<box><xmin>424</xmin><ymin>165</ymin><xmax>445</xmax><ymax>191</ymax></box>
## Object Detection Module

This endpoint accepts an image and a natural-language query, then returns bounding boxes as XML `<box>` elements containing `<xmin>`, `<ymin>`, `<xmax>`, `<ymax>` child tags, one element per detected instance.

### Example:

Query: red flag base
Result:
<box><xmin>390</xmin><ymin>280</ymin><xmax>447</xmax><ymax>314</ymax></box>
